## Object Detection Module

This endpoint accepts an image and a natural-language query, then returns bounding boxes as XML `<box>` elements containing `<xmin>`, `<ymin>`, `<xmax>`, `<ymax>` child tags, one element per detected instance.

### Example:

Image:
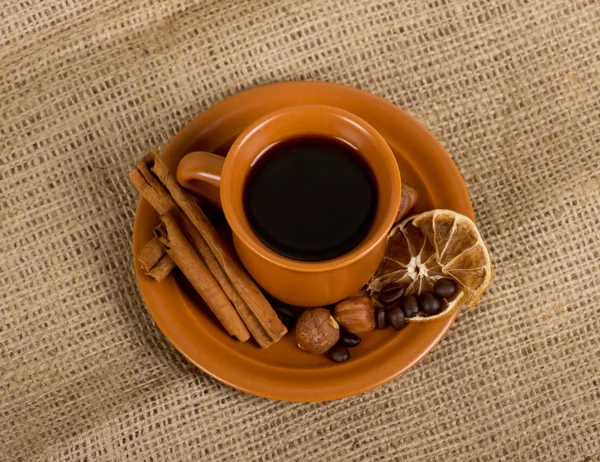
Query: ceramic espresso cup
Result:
<box><xmin>176</xmin><ymin>105</ymin><xmax>401</xmax><ymax>307</ymax></box>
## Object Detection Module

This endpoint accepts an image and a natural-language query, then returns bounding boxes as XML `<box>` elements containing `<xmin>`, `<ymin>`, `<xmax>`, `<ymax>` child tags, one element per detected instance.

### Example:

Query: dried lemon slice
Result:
<box><xmin>367</xmin><ymin>210</ymin><xmax>493</xmax><ymax>321</ymax></box>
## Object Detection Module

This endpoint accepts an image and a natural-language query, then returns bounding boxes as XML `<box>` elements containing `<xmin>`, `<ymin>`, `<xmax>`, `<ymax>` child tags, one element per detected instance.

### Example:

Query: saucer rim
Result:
<box><xmin>132</xmin><ymin>81</ymin><xmax>473</xmax><ymax>402</ymax></box>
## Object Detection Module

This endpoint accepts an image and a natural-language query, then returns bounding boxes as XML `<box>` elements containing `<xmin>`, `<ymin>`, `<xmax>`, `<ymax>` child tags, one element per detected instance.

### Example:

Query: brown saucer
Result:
<box><xmin>132</xmin><ymin>81</ymin><xmax>473</xmax><ymax>402</ymax></box>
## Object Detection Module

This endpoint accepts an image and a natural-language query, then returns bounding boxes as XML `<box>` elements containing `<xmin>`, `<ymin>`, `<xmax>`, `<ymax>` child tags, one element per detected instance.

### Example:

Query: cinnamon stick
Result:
<box><xmin>155</xmin><ymin>212</ymin><xmax>250</xmax><ymax>342</ymax></box>
<box><xmin>146</xmin><ymin>253</ymin><xmax>176</xmax><ymax>282</ymax></box>
<box><xmin>130</xmin><ymin>153</ymin><xmax>178</xmax><ymax>214</ymax></box>
<box><xmin>138</xmin><ymin>236</ymin><xmax>169</xmax><ymax>271</ymax></box>
<box><xmin>130</xmin><ymin>153</ymin><xmax>282</xmax><ymax>346</ymax></box>
<box><xmin>148</xmin><ymin>149</ymin><xmax>287</xmax><ymax>343</ymax></box>
<box><xmin>181</xmin><ymin>223</ymin><xmax>275</xmax><ymax>348</ymax></box>
<box><xmin>395</xmin><ymin>182</ymin><xmax>418</xmax><ymax>223</ymax></box>
<box><xmin>130</xmin><ymin>164</ymin><xmax>250</xmax><ymax>341</ymax></box>
<box><xmin>138</xmin><ymin>236</ymin><xmax>176</xmax><ymax>281</ymax></box>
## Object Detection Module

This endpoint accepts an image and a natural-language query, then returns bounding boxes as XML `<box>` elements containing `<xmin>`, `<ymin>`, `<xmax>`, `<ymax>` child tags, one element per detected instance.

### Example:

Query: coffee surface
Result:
<box><xmin>244</xmin><ymin>136</ymin><xmax>378</xmax><ymax>261</ymax></box>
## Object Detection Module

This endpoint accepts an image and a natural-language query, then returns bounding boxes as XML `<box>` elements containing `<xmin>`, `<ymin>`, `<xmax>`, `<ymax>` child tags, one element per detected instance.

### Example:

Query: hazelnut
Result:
<box><xmin>296</xmin><ymin>308</ymin><xmax>340</xmax><ymax>354</ymax></box>
<box><xmin>333</xmin><ymin>296</ymin><xmax>376</xmax><ymax>334</ymax></box>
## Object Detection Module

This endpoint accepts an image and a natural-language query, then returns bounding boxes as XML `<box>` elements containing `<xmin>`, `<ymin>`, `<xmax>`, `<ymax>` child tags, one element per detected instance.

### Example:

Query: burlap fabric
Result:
<box><xmin>2</xmin><ymin>0</ymin><xmax>599</xmax><ymax>460</ymax></box>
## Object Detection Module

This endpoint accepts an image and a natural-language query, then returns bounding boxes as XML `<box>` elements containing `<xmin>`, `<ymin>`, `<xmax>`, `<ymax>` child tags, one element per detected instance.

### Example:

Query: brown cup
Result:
<box><xmin>177</xmin><ymin>105</ymin><xmax>401</xmax><ymax>307</ymax></box>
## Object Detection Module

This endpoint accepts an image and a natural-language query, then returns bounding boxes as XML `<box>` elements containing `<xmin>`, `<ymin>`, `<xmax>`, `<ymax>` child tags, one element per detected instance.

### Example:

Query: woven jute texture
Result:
<box><xmin>2</xmin><ymin>0</ymin><xmax>599</xmax><ymax>460</ymax></box>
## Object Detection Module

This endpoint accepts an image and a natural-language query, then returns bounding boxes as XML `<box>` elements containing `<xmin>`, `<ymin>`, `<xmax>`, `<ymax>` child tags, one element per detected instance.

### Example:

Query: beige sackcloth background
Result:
<box><xmin>2</xmin><ymin>0</ymin><xmax>599</xmax><ymax>460</ymax></box>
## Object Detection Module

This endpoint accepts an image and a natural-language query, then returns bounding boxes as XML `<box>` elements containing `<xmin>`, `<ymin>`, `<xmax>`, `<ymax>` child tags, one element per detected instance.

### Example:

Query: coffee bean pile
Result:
<box><xmin>290</xmin><ymin>278</ymin><xmax>459</xmax><ymax>363</ymax></box>
<box><xmin>375</xmin><ymin>278</ymin><xmax>458</xmax><ymax>325</ymax></box>
<box><xmin>325</xmin><ymin>278</ymin><xmax>459</xmax><ymax>363</ymax></box>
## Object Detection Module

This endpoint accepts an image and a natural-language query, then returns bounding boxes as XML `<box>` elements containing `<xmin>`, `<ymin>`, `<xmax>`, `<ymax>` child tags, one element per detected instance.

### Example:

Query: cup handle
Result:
<box><xmin>176</xmin><ymin>152</ymin><xmax>225</xmax><ymax>208</ymax></box>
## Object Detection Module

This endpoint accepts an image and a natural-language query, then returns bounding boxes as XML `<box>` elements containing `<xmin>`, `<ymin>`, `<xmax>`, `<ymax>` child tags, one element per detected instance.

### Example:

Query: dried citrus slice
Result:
<box><xmin>367</xmin><ymin>210</ymin><xmax>493</xmax><ymax>322</ymax></box>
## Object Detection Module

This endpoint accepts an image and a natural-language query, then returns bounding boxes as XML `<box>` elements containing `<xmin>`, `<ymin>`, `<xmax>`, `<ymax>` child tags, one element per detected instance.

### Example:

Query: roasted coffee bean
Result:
<box><xmin>388</xmin><ymin>305</ymin><xmax>406</xmax><ymax>330</ymax></box>
<box><xmin>328</xmin><ymin>344</ymin><xmax>350</xmax><ymax>363</ymax></box>
<box><xmin>278</xmin><ymin>314</ymin><xmax>296</xmax><ymax>329</ymax></box>
<box><xmin>340</xmin><ymin>332</ymin><xmax>361</xmax><ymax>347</ymax></box>
<box><xmin>402</xmin><ymin>294</ymin><xmax>419</xmax><ymax>318</ymax></box>
<box><xmin>276</xmin><ymin>306</ymin><xmax>295</xmax><ymax>318</ymax></box>
<box><xmin>275</xmin><ymin>306</ymin><xmax>296</xmax><ymax>328</ymax></box>
<box><xmin>434</xmin><ymin>278</ymin><xmax>457</xmax><ymax>298</ymax></box>
<box><xmin>376</xmin><ymin>307</ymin><xmax>388</xmax><ymax>329</ymax></box>
<box><xmin>419</xmin><ymin>292</ymin><xmax>442</xmax><ymax>316</ymax></box>
<box><xmin>379</xmin><ymin>284</ymin><xmax>405</xmax><ymax>305</ymax></box>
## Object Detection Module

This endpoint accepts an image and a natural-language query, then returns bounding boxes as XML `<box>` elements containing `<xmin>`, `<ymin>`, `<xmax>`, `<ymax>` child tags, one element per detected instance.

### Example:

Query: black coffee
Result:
<box><xmin>243</xmin><ymin>136</ymin><xmax>378</xmax><ymax>261</ymax></box>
